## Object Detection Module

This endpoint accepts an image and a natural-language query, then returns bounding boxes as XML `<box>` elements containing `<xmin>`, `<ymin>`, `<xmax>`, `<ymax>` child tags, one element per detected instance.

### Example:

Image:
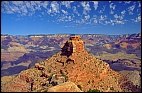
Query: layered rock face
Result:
<box><xmin>61</xmin><ymin>36</ymin><xmax>85</xmax><ymax>57</ymax></box>
<box><xmin>1</xmin><ymin>36</ymin><xmax>125</xmax><ymax>92</ymax></box>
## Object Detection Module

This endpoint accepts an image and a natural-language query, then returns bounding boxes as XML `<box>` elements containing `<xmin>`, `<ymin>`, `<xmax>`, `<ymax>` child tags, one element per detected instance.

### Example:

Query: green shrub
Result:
<box><xmin>87</xmin><ymin>89</ymin><xmax>100</xmax><ymax>92</ymax></box>
<box><xmin>62</xmin><ymin>74</ymin><xmax>68</xmax><ymax>82</ymax></box>
<box><xmin>60</xmin><ymin>70</ymin><xmax>68</xmax><ymax>82</ymax></box>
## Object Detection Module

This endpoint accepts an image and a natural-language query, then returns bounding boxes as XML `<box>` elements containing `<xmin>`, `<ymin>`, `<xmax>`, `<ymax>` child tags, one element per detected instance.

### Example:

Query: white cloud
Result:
<box><xmin>81</xmin><ymin>2</ymin><xmax>91</xmax><ymax>15</ymax></box>
<box><xmin>128</xmin><ymin>5</ymin><xmax>135</xmax><ymax>15</ymax></box>
<box><xmin>100</xmin><ymin>15</ymin><xmax>106</xmax><ymax>21</ymax></box>
<box><xmin>1</xmin><ymin>1</ymin><xmax>141</xmax><ymax>26</ymax></box>
<box><xmin>105</xmin><ymin>20</ymin><xmax>111</xmax><ymax>25</ymax></box>
<box><xmin>125</xmin><ymin>1</ymin><xmax>131</xmax><ymax>4</ymax></box>
<box><xmin>114</xmin><ymin>14</ymin><xmax>119</xmax><ymax>19</ymax></box>
<box><xmin>114</xmin><ymin>14</ymin><xmax>124</xmax><ymax>20</ymax></box>
<box><xmin>72</xmin><ymin>6</ymin><xmax>80</xmax><ymax>16</ymax></box>
<box><xmin>47</xmin><ymin>9</ymin><xmax>52</xmax><ymax>14</ymax></box>
<box><xmin>50</xmin><ymin>1</ymin><xmax>59</xmax><ymax>13</ymax></box>
<box><xmin>12</xmin><ymin>1</ymin><xmax>24</xmax><ymax>6</ymax></box>
<box><xmin>61</xmin><ymin>1</ymin><xmax>72</xmax><ymax>9</ymax></box>
<box><xmin>92</xmin><ymin>15</ymin><xmax>98</xmax><ymax>24</ymax></box>
<box><xmin>42</xmin><ymin>1</ymin><xmax>49</xmax><ymax>9</ymax></box>
<box><xmin>84</xmin><ymin>15</ymin><xmax>90</xmax><ymax>21</ymax></box>
<box><xmin>121</xmin><ymin>10</ymin><xmax>126</xmax><ymax>15</ymax></box>
<box><xmin>128</xmin><ymin>5</ymin><xmax>135</xmax><ymax>11</ymax></box>
<box><xmin>110</xmin><ymin>18</ymin><xmax>125</xmax><ymax>25</ymax></box>
<box><xmin>137</xmin><ymin>16</ymin><xmax>141</xmax><ymax>22</ymax></box>
<box><xmin>61</xmin><ymin>9</ymin><xmax>68</xmax><ymax>15</ymax></box>
<box><xmin>133</xmin><ymin>15</ymin><xmax>141</xmax><ymax>22</ymax></box>
<box><xmin>25</xmin><ymin>1</ymin><xmax>31</xmax><ymax>8</ymax></box>
<box><xmin>138</xmin><ymin>2</ymin><xmax>141</xmax><ymax>7</ymax></box>
<box><xmin>98</xmin><ymin>15</ymin><xmax>107</xmax><ymax>25</ymax></box>
<box><xmin>68</xmin><ymin>16</ymin><xmax>72</xmax><ymax>21</ymax></box>
<box><xmin>20</xmin><ymin>5</ymin><xmax>28</xmax><ymax>16</ymax></box>
<box><xmin>93</xmin><ymin>19</ymin><xmax>98</xmax><ymax>24</ymax></box>
<box><xmin>92</xmin><ymin>1</ymin><xmax>98</xmax><ymax>10</ymax></box>
<box><xmin>109</xmin><ymin>2</ymin><xmax>116</xmax><ymax>10</ymax></box>
<box><xmin>110</xmin><ymin>10</ymin><xmax>114</xmax><ymax>14</ymax></box>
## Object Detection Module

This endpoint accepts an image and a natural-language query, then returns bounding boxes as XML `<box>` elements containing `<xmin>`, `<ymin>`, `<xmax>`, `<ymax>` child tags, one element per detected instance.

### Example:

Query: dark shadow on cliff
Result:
<box><xmin>1</xmin><ymin>50</ymin><xmax>60</xmax><ymax>76</ymax></box>
<box><xmin>103</xmin><ymin>60</ymin><xmax>141</xmax><ymax>71</ymax></box>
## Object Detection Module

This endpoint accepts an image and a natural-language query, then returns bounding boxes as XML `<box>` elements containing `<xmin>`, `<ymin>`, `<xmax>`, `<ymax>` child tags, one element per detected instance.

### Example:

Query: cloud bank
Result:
<box><xmin>1</xmin><ymin>1</ymin><xmax>141</xmax><ymax>26</ymax></box>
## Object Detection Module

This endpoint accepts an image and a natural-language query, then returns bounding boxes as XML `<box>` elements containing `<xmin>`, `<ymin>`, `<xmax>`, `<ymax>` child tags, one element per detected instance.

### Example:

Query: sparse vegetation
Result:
<box><xmin>62</xmin><ymin>74</ymin><xmax>68</xmax><ymax>82</ymax></box>
<box><xmin>110</xmin><ymin>87</ymin><xmax>114</xmax><ymax>90</ymax></box>
<box><xmin>60</xmin><ymin>70</ymin><xmax>68</xmax><ymax>82</ymax></box>
<box><xmin>48</xmin><ymin>74</ymin><xmax>53</xmax><ymax>82</ymax></box>
<box><xmin>87</xmin><ymin>89</ymin><xmax>101</xmax><ymax>92</ymax></box>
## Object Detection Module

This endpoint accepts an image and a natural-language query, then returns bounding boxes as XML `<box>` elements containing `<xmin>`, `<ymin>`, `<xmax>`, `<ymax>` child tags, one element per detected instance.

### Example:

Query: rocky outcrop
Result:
<box><xmin>47</xmin><ymin>81</ymin><xmax>82</xmax><ymax>92</ymax></box>
<box><xmin>61</xmin><ymin>36</ymin><xmax>85</xmax><ymax>57</ymax></box>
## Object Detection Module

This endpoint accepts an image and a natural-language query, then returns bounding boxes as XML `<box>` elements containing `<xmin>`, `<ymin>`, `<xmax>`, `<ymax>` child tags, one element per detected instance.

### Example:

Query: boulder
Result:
<box><xmin>47</xmin><ymin>81</ymin><xmax>82</xmax><ymax>92</ymax></box>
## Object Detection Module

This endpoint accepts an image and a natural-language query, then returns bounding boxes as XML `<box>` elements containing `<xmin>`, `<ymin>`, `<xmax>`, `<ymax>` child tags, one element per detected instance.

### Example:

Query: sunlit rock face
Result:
<box><xmin>61</xmin><ymin>36</ymin><xmax>85</xmax><ymax>57</ymax></box>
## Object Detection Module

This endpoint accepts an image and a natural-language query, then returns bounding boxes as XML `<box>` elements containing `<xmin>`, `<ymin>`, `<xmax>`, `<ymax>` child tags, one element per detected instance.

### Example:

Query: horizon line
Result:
<box><xmin>1</xmin><ymin>32</ymin><xmax>141</xmax><ymax>36</ymax></box>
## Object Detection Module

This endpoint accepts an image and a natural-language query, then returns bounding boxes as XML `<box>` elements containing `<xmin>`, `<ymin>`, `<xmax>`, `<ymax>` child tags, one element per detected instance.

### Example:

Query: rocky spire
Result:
<box><xmin>61</xmin><ymin>35</ymin><xmax>85</xmax><ymax>57</ymax></box>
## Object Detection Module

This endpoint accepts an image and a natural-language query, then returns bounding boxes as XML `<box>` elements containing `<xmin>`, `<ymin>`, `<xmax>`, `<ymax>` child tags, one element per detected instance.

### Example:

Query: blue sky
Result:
<box><xmin>1</xmin><ymin>1</ymin><xmax>141</xmax><ymax>35</ymax></box>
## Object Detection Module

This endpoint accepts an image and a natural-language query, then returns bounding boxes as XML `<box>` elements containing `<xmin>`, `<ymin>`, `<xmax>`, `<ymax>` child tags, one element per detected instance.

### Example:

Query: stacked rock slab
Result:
<box><xmin>61</xmin><ymin>36</ymin><xmax>84</xmax><ymax>57</ymax></box>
